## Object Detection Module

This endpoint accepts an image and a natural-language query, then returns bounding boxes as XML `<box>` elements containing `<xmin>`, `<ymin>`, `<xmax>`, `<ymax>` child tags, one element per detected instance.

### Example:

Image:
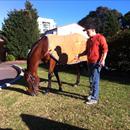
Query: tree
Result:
<box><xmin>103</xmin><ymin>11</ymin><xmax>121</xmax><ymax>38</ymax></box>
<box><xmin>124</xmin><ymin>11</ymin><xmax>130</xmax><ymax>28</ymax></box>
<box><xmin>108</xmin><ymin>29</ymin><xmax>130</xmax><ymax>71</ymax></box>
<box><xmin>78</xmin><ymin>6</ymin><xmax>121</xmax><ymax>38</ymax></box>
<box><xmin>2</xmin><ymin>0</ymin><xmax>39</xmax><ymax>59</ymax></box>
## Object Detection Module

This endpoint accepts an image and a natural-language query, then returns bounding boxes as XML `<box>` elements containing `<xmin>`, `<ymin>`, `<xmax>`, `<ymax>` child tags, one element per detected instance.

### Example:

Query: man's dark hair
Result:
<box><xmin>83</xmin><ymin>24</ymin><xmax>96</xmax><ymax>31</ymax></box>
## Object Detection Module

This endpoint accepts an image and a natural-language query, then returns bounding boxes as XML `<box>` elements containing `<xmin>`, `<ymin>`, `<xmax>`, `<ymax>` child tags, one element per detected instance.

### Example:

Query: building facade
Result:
<box><xmin>37</xmin><ymin>17</ymin><xmax>57</xmax><ymax>34</ymax></box>
<box><xmin>37</xmin><ymin>17</ymin><xmax>88</xmax><ymax>38</ymax></box>
<box><xmin>45</xmin><ymin>23</ymin><xmax>88</xmax><ymax>38</ymax></box>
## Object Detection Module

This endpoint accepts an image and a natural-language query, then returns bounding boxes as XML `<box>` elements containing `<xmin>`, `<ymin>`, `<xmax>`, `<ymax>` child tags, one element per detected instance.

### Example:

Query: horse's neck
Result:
<box><xmin>27</xmin><ymin>60</ymin><xmax>40</xmax><ymax>75</ymax></box>
<box><xmin>27</xmin><ymin>35</ymin><xmax>48</xmax><ymax>72</ymax></box>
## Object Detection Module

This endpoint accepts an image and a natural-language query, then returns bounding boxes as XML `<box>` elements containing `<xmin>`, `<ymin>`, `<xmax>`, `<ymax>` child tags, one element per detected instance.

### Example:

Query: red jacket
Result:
<box><xmin>86</xmin><ymin>34</ymin><xmax>108</xmax><ymax>63</ymax></box>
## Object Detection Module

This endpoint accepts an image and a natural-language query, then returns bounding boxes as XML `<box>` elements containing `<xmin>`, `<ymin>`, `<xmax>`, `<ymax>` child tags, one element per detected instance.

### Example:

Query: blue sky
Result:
<box><xmin>0</xmin><ymin>0</ymin><xmax>130</xmax><ymax>29</ymax></box>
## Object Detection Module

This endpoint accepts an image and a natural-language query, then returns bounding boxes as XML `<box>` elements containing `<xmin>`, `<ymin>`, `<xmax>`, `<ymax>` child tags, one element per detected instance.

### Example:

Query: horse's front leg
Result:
<box><xmin>54</xmin><ymin>65</ymin><xmax>62</xmax><ymax>91</ymax></box>
<box><xmin>34</xmin><ymin>75</ymin><xmax>40</xmax><ymax>94</ymax></box>
<box><xmin>46</xmin><ymin>57</ymin><xmax>56</xmax><ymax>93</ymax></box>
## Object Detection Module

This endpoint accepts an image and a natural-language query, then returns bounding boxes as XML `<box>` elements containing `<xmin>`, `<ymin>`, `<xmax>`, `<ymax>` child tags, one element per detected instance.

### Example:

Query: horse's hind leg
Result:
<box><xmin>46</xmin><ymin>58</ymin><xmax>56</xmax><ymax>93</ymax></box>
<box><xmin>54</xmin><ymin>66</ymin><xmax>62</xmax><ymax>91</ymax></box>
<box><xmin>74</xmin><ymin>63</ymin><xmax>80</xmax><ymax>87</ymax></box>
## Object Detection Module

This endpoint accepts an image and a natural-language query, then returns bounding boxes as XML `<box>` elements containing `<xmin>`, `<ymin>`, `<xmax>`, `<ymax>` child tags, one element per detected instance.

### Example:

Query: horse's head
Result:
<box><xmin>24</xmin><ymin>70</ymin><xmax>40</xmax><ymax>96</ymax></box>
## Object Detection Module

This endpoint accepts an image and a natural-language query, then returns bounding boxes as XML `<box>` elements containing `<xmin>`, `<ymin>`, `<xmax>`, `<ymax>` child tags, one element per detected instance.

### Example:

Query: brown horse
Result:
<box><xmin>24</xmin><ymin>35</ymin><xmax>86</xmax><ymax>96</ymax></box>
<box><xmin>24</xmin><ymin>35</ymin><xmax>63</xmax><ymax>96</ymax></box>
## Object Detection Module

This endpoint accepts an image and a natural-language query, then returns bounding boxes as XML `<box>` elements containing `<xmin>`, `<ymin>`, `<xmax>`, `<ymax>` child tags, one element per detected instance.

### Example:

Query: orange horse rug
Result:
<box><xmin>48</xmin><ymin>33</ymin><xmax>87</xmax><ymax>64</ymax></box>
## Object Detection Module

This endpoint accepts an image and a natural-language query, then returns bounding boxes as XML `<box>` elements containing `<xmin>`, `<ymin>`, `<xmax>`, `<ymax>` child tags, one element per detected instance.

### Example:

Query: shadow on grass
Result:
<box><xmin>41</xmin><ymin>87</ymin><xmax>86</xmax><ymax>100</ymax></box>
<box><xmin>2</xmin><ymin>77</ymin><xmax>86</xmax><ymax>100</ymax></box>
<box><xmin>0</xmin><ymin>78</ymin><xmax>14</xmax><ymax>85</ymax></box>
<box><xmin>0</xmin><ymin>128</ymin><xmax>12</xmax><ymax>130</ymax></box>
<box><xmin>2</xmin><ymin>86</ymin><xmax>30</xmax><ymax>96</ymax></box>
<box><xmin>101</xmin><ymin>69</ymin><xmax>130</xmax><ymax>85</ymax></box>
<box><xmin>40</xmin><ymin>77</ymin><xmax>87</xmax><ymax>100</ymax></box>
<box><xmin>40</xmin><ymin>77</ymin><xmax>81</xmax><ymax>87</ymax></box>
<box><xmin>20</xmin><ymin>114</ymin><xmax>88</xmax><ymax>130</ymax></box>
<box><xmin>2</xmin><ymin>77</ymin><xmax>30</xmax><ymax>96</ymax></box>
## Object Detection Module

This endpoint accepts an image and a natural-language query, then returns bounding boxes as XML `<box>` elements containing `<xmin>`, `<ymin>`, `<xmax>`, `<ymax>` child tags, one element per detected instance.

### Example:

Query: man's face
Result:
<box><xmin>86</xmin><ymin>29</ymin><xmax>95</xmax><ymax>37</ymax></box>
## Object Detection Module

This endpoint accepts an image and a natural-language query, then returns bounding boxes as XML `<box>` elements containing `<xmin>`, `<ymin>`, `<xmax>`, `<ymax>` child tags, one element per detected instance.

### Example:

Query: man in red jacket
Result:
<box><xmin>78</xmin><ymin>24</ymin><xmax>108</xmax><ymax>105</ymax></box>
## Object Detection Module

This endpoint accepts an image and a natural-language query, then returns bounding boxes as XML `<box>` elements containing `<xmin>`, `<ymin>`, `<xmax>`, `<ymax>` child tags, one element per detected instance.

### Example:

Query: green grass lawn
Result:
<box><xmin>0</xmin><ymin>64</ymin><xmax>130</xmax><ymax>130</ymax></box>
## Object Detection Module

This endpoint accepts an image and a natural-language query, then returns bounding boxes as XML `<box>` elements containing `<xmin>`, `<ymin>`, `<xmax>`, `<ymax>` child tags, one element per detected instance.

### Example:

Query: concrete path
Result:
<box><xmin>0</xmin><ymin>61</ymin><xmax>25</xmax><ymax>88</ymax></box>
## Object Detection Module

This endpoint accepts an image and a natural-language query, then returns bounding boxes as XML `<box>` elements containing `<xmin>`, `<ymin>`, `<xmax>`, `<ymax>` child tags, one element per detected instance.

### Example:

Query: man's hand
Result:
<box><xmin>100</xmin><ymin>59</ymin><xmax>105</xmax><ymax>66</ymax></box>
<box><xmin>74</xmin><ymin>54</ymin><xmax>80</xmax><ymax>61</ymax></box>
<box><xmin>100</xmin><ymin>52</ymin><xmax>107</xmax><ymax>66</ymax></box>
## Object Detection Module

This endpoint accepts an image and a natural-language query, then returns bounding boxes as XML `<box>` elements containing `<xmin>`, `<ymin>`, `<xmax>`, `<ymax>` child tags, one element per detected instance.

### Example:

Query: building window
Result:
<box><xmin>42</xmin><ymin>22</ymin><xmax>50</xmax><ymax>32</ymax></box>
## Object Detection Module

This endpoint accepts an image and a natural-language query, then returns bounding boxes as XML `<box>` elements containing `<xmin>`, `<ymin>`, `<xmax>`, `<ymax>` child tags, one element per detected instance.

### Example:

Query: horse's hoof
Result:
<box><xmin>30</xmin><ymin>93</ymin><xmax>36</xmax><ymax>96</ymax></box>
<box><xmin>73</xmin><ymin>84</ymin><xmax>79</xmax><ymax>87</ymax></box>
<box><xmin>34</xmin><ymin>91</ymin><xmax>39</xmax><ymax>96</ymax></box>
<box><xmin>27</xmin><ymin>91</ymin><xmax>35</xmax><ymax>96</ymax></box>
<box><xmin>59</xmin><ymin>88</ymin><xmax>62</xmax><ymax>91</ymax></box>
<box><xmin>43</xmin><ymin>89</ymin><xmax>50</xmax><ymax>94</ymax></box>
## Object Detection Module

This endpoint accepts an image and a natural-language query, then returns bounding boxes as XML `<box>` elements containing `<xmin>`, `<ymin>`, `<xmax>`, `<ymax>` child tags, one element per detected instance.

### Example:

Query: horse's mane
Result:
<box><xmin>28</xmin><ymin>35</ymin><xmax>47</xmax><ymax>59</ymax></box>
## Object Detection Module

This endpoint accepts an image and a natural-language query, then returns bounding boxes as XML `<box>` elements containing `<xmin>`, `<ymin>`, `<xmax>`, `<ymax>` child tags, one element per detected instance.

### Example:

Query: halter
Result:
<box><xmin>25</xmin><ymin>71</ymin><xmax>36</xmax><ymax>90</ymax></box>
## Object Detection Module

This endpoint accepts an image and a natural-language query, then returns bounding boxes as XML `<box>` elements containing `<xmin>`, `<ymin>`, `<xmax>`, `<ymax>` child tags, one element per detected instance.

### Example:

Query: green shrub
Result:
<box><xmin>2</xmin><ymin>1</ymin><xmax>39</xmax><ymax>59</ymax></box>
<box><xmin>6</xmin><ymin>54</ymin><xmax>16</xmax><ymax>61</ymax></box>
<box><xmin>107</xmin><ymin>29</ymin><xmax>130</xmax><ymax>72</ymax></box>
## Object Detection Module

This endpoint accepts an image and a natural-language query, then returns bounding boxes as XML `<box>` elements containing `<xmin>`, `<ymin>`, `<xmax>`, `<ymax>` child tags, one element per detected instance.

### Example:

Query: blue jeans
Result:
<box><xmin>88</xmin><ymin>62</ymin><xmax>101</xmax><ymax>101</ymax></box>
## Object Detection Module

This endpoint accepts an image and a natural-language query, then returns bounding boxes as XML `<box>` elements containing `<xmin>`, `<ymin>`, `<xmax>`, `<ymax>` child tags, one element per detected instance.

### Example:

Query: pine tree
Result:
<box><xmin>78</xmin><ymin>6</ymin><xmax>121</xmax><ymax>38</ymax></box>
<box><xmin>124</xmin><ymin>11</ymin><xmax>130</xmax><ymax>28</ymax></box>
<box><xmin>2</xmin><ymin>0</ymin><xmax>39</xmax><ymax>59</ymax></box>
<box><xmin>103</xmin><ymin>11</ymin><xmax>120</xmax><ymax>38</ymax></box>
